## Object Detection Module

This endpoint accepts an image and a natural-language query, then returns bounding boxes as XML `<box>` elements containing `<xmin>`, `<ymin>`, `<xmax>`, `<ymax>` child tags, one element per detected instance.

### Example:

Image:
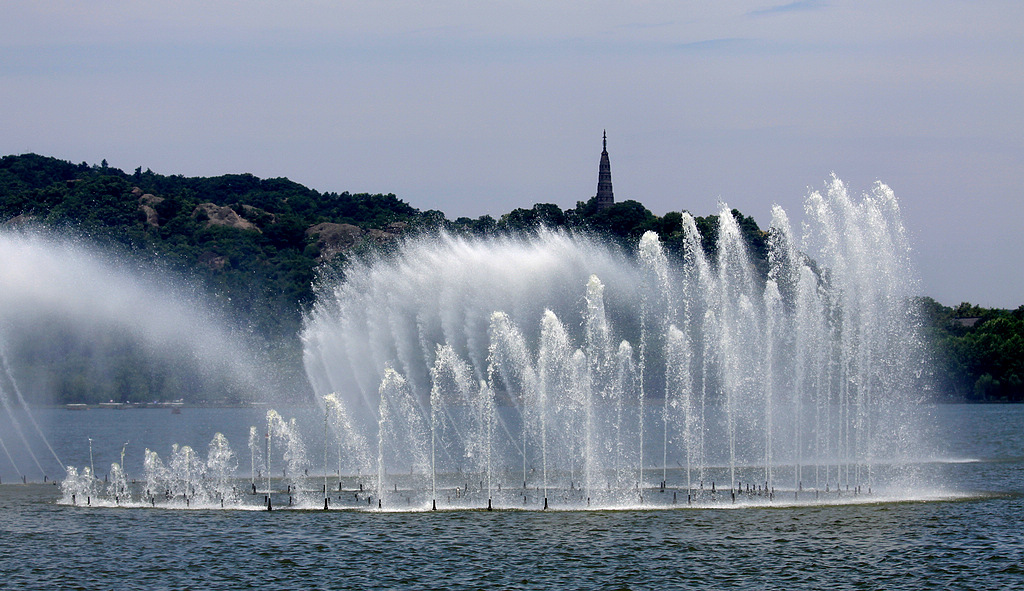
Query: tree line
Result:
<box><xmin>918</xmin><ymin>299</ymin><xmax>1024</xmax><ymax>401</ymax></box>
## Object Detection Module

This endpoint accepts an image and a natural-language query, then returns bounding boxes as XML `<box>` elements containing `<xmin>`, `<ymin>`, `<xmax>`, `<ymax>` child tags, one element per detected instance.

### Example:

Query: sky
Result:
<box><xmin>2</xmin><ymin>1</ymin><xmax>1022</xmax><ymax>308</ymax></box>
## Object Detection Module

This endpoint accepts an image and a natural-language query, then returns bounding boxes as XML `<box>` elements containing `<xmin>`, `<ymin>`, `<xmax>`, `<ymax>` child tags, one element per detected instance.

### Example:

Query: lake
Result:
<box><xmin>0</xmin><ymin>404</ymin><xmax>1021</xmax><ymax>589</ymax></box>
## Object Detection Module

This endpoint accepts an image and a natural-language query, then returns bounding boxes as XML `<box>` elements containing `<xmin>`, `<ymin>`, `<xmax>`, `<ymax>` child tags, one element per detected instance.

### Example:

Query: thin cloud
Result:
<box><xmin>748</xmin><ymin>1</ymin><xmax>828</xmax><ymax>17</ymax></box>
<box><xmin>613</xmin><ymin>20</ymin><xmax>679</xmax><ymax>32</ymax></box>
<box><xmin>670</xmin><ymin>37</ymin><xmax>752</xmax><ymax>52</ymax></box>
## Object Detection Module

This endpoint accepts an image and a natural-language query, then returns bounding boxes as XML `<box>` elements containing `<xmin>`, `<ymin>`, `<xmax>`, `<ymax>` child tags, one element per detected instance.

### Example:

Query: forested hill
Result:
<box><xmin>0</xmin><ymin>153</ymin><xmax>420</xmax><ymax>341</ymax></box>
<box><xmin>0</xmin><ymin>153</ymin><xmax>767</xmax><ymax>344</ymax></box>
<box><xmin>0</xmin><ymin>153</ymin><xmax>765</xmax><ymax>404</ymax></box>
<box><xmin>0</xmin><ymin>154</ymin><xmax>1020</xmax><ymax>403</ymax></box>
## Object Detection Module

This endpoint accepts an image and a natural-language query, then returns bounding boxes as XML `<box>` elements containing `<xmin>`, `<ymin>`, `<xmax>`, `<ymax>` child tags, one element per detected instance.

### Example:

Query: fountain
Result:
<box><xmin>54</xmin><ymin>177</ymin><xmax>932</xmax><ymax>510</ymax></box>
<box><xmin>295</xmin><ymin>177</ymin><xmax>930</xmax><ymax>510</ymax></box>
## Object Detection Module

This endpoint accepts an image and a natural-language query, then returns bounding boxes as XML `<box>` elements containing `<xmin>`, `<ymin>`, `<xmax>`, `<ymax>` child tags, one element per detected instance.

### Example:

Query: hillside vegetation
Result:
<box><xmin>918</xmin><ymin>299</ymin><xmax>1024</xmax><ymax>401</ymax></box>
<box><xmin>0</xmin><ymin>154</ymin><xmax>1018</xmax><ymax>402</ymax></box>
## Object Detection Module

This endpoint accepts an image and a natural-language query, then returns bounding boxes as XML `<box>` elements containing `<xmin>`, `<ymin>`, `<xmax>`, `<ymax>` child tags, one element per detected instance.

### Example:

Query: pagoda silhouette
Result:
<box><xmin>595</xmin><ymin>130</ymin><xmax>615</xmax><ymax>211</ymax></box>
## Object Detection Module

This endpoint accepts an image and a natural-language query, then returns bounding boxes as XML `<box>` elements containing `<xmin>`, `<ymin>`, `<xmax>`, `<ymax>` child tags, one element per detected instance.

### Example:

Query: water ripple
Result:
<box><xmin>2</xmin><ymin>484</ymin><xmax>1024</xmax><ymax>590</ymax></box>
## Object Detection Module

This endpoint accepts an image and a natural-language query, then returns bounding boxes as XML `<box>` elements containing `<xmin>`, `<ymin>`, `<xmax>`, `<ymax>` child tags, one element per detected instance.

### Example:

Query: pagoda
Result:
<box><xmin>595</xmin><ymin>130</ymin><xmax>615</xmax><ymax>211</ymax></box>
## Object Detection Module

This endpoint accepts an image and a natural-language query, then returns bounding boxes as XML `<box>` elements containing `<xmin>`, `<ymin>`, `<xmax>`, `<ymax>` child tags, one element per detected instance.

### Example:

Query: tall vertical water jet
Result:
<box><xmin>606</xmin><ymin>340</ymin><xmax>640</xmax><ymax>499</ymax></box>
<box><xmin>583</xmin><ymin>276</ymin><xmax>615</xmax><ymax>390</ymax></box>
<box><xmin>429</xmin><ymin>344</ymin><xmax>481</xmax><ymax>505</ymax></box>
<box><xmin>679</xmin><ymin>212</ymin><xmax>714</xmax><ymax>486</ymax></box>
<box><xmin>538</xmin><ymin>310</ymin><xmax>571</xmax><ymax>504</ymax></box>
<box><xmin>665</xmin><ymin>324</ymin><xmax>694</xmax><ymax>492</ymax></box>
<box><xmin>582</xmin><ymin>275</ymin><xmax>616</xmax><ymax>499</ymax></box>
<box><xmin>247</xmin><ymin>426</ymin><xmax>263</xmax><ymax>491</ymax></box>
<box><xmin>762</xmin><ymin>281</ymin><xmax>783</xmax><ymax>490</ymax></box>
<box><xmin>638</xmin><ymin>231</ymin><xmax>675</xmax><ymax>492</ymax></box>
<box><xmin>487</xmin><ymin>310</ymin><xmax>539</xmax><ymax>494</ymax></box>
<box><xmin>376</xmin><ymin>368</ymin><xmax>429</xmax><ymax>506</ymax></box>
<box><xmin>767</xmin><ymin>205</ymin><xmax>802</xmax><ymax>490</ymax></box>
<box><xmin>207</xmin><ymin>433</ymin><xmax>238</xmax><ymax>505</ymax></box>
<box><xmin>713</xmin><ymin>204</ymin><xmax>764</xmax><ymax>490</ymax></box>
<box><xmin>474</xmin><ymin>379</ymin><xmax>496</xmax><ymax>504</ymax></box>
<box><xmin>325</xmin><ymin>392</ymin><xmax>373</xmax><ymax>477</ymax></box>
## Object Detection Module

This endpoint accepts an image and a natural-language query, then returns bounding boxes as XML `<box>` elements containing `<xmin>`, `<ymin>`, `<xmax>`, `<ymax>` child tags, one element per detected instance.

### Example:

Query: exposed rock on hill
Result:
<box><xmin>134</xmin><ymin>187</ymin><xmax>164</xmax><ymax>227</ymax></box>
<box><xmin>192</xmin><ymin>203</ymin><xmax>259</xmax><ymax>232</ymax></box>
<box><xmin>306</xmin><ymin>221</ymin><xmax>408</xmax><ymax>260</ymax></box>
<box><xmin>305</xmin><ymin>222</ymin><xmax>363</xmax><ymax>260</ymax></box>
<box><xmin>241</xmin><ymin>204</ymin><xmax>275</xmax><ymax>225</ymax></box>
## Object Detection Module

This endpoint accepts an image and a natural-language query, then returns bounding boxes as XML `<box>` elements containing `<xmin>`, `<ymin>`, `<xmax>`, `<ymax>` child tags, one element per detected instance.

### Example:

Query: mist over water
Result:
<box><xmin>303</xmin><ymin>227</ymin><xmax>641</xmax><ymax>420</ymax></box>
<box><xmin>0</xmin><ymin>229</ymin><xmax>280</xmax><ymax>479</ymax></box>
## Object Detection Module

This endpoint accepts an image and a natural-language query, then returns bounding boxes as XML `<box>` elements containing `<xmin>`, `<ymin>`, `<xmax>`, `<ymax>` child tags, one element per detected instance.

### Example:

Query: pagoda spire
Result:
<box><xmin>595</xmin><ymin>130</ymin><xmax>614</xmax><ymax>210</ymax></box>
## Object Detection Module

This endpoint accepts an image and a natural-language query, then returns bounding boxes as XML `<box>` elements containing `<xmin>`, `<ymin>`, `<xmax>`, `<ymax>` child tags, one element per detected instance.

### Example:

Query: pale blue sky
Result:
<box><xmin>2</xmin><ymin>1</ymin><xmax>1022</xmax><ymax>307</ymax></box>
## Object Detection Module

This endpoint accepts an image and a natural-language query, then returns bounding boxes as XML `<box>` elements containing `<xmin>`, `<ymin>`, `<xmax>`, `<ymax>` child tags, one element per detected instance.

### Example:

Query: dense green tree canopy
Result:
<box><xmin>920</xmin><ymin>297</ymin><xmax>1024</xmax><ymax>401</ymax></box>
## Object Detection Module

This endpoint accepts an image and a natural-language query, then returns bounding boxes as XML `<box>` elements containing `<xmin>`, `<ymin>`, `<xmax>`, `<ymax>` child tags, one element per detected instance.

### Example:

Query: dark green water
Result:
<box><xmin>1</xmin><ymin>405</ymin><xmax>1022</xmax><ymax>590</ymax></box>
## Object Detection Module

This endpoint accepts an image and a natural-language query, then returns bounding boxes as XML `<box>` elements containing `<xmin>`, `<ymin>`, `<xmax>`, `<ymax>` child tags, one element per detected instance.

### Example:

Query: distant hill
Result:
<box><xmin>0</xmin><ymin>154</ymin><xmax>421</xmax><ymax>339</ymax></box>
<box><xmin>0</xmin><ymin>154</ymin><xmax>766</xmax><ymax>344</ymax></box>
<box><xmin>1</xmin><ymin>154</ymin><xmax>1019</xmax><ymax>403</ymax></box>
<box><xmin>0</xmin><ymin>154</ymin><xmax>763</xmax><ymax>404</ymax></box>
